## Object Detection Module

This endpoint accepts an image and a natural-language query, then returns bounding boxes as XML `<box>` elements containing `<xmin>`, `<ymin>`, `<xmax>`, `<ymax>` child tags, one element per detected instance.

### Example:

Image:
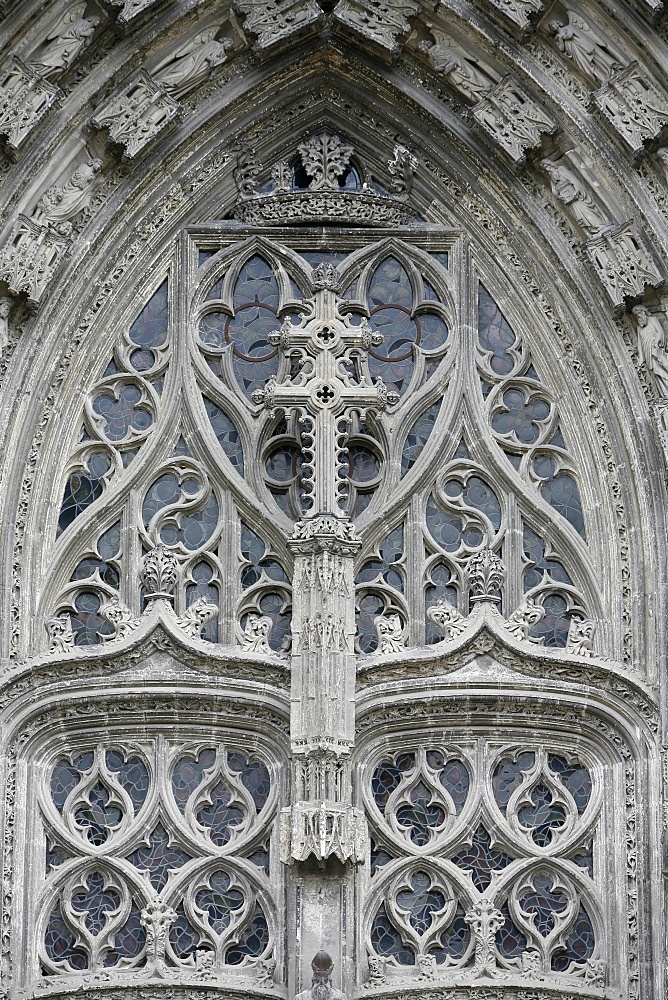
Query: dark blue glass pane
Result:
<box><xmin>523</xmin><ymin>526</ymin><xmax>572</xmax><ymax>590</ymax></box>
<box><xmin>443</xmin><ymin>476</ymin><xmax>502</xmax><ymax>529</ymax></box>
<box><xmin>548</xmin><ymin>755</ymin><xmax>591</xmax><ymax>812</ymax></box>
<box><xmin>356</xmin><ymin>592</ymin><xmax>384</xmax><ymax>654</ymax></box>
<box><xmin>127</xmin><ymin>823</ymin><xmax>191</xmax><ymax>891</ymax></box>
<box><xmin>171</xmin><ymin>749</ymin><xmax>216</xmax><ymax>812</ymax></box>
<box><xmin>551</xmin><ymin>905</ymin><xmax>595</xmax><ymax>971</ymax></box>
<box><xmin>370</xmin><ymin>841</ymin><xmax>394</xmax><ymax>874</ymax></box>
<box><xmin>371</xmin><ymin>752</ymin><xmax>415</xmax><ymax>811</ymax></box>
<box><xmin>452</xmin><ymin>825</ymin><xmax>513</xmax><ymax>890</ymax></box>
<box><xmin>519</xmin><ymin>873</ymin><xmax>568</xmax><ymax>936</ymax></box>
<box><xmin>58</xmin><ymin>453</ymin><xmax>111</xmax><ymax>535</ymax></box>
<box><xmin>517</xmin><ymin>783</ymin><xmax>567</xmax><ymax>847</ymax></box>
<box><xmin>92</xmin><ymin>384</ymin><xmax>152</xmax><ymax>441</ymax></box>
<box><xmin>396</xmin><ymin>871</ymin><xmax>446</xmax><ymax>934</ymax></box>
<box><xmin>401</xmin><ymin>401</ymin><xmax>440</xmax><ymax>476</ymax></box>
<box><xmin>71</xmin><ymin>557</ymin><xmax>119</xmax><ymax>589</ymax></box>
<box><xmin>426</xmin><ymin>496</ymin><xmax>482</xmax><ymax>552</ymax></box>
<box><xmin>495</xmin><ymin>901</ymin><xmax>527</xmax><ymax>958</ymax></box>
<box><xmin>204</xmin><ymin>397</ymin><xmax>244</xmax><ymax>474</ymax></box>
<box><xmin>356</xmin><ymin>525</ymin><xmax>404</xmax><ymax>593</ymax></box>
<box><xmin>106</xmin><ymin>905</ymin><xmax>145</xmax><ymax>965</ymax></box>
<box><xmin>227</xmin><ymin>904</ymin><xmax>269</xmax><ymax>964</ymax></box>
<box><xmin>74</xmin><ymin>780</ymin><xmax>123</xmax><ymax>846</ymax></box>
<box><xmin>529</xmin><ymin>593</ymin><xmax>570</xmax><ymax>648</ymax></box>
<box><xmin>71</xmin><ymin>591</ymin><xmax>115</xmax><ymax>646</ymax></box>
<box><xmin>129</xmin><ymin>280</ymin><xmax>168</xmax><ymax>349</ymax></box>
<box><xmin>227</xmin><ymin>752</ymin><xmax>271</xmax><ymax>811</ymax></box>
<box><xmin>478</xmin><ymin>285</ymin><xmax>517</xmax><ymax>376</ymax></box>
<box><xmin>492</xmin><ymin>388</ymin><xmax>550</xmax><ymax>443</ymax></box>
<box><xmin>44</xmin><ymin>902</ymin><xmax>88</xmax><ymax>969</ymax></box>
<box><xmin>492</xmin><ymin>753</ymin><xmax>536</xmax><ymax>811</ymax></box>
<box><xmin>106</xmin><ymin>751</ymin><xmax>150</xmax><ymax>812</ymax></box>
<box><xmin>71</xmin><ymin>872</ymin><xmax>121</xmax><ymax>934</ymax></box>
<box><xmin>370</xmin><ymin>903</ymin><xmax>414</xmax><ymax>965</ymax></box>
<box><xmin>234</xmin><ymin>256</ymin><xmax>280</xmax><ymax>310</ymax></box>
<box><xmin>197</xmin><ymin>781</ymin><xmax>246</xmax><ymax>846</ymax></box>
<box><xmin>431</xmin><ymin>904</ymin><xmax>470</xmax><ymax>963</ymax></box>
<box><xmin>169</xmin><ymin>904</ymin><xmax>200</xmax><ymax>958</ymax></box>
<box><xmin>97</xmin><ymin>522</ymin><xmax>121</xmax><ymax>561</ymax></box>
<box><xmin>534</xmin><ymin>455</ymin><xmax>585</xmax><ymax>537</ymax></box>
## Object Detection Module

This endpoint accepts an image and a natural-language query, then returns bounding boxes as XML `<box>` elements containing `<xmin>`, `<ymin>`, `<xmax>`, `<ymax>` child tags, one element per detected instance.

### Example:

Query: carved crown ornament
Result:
<box><xmin>233</xmin><ymin>132</ymin><xmax>419</xmax><ymax>226</ymax></box>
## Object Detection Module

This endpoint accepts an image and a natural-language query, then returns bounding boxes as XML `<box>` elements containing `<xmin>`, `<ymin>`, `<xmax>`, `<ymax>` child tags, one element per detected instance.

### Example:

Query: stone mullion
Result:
<box><xmin>406</xmin><ymin>493</ymin><xmax>425</xmax><ymax>646</ymax></box>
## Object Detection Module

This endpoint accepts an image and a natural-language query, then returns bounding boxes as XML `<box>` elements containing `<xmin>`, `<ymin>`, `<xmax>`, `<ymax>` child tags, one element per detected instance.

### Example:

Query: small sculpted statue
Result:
<box><xmin>541</xmin><ymin>159</ymin><xmax>610</xmax><ymax>238</ymax></box>
<box><xmin>0</xmin><ymin>297</ymin><xmax>12</xmax><ymax>356</ymax></box>
<box><xmin>154</xmin><ymin>29</ymin><xmax>234</xmax><ymax>97</ymax></box>
<box><xmin>419</xmin><ymin>28</ymin><xmax>491</xmax><ymax>102</ymax></box>
<box><xmin>33</xmin><ymin>158</ymin><xmax>103</xmax><ymax>232</ymax></box>
<box><xmin>548</xmin><ymin>12</ymin><xmax>620</xmax><ymax>86</ymax></box>
<box><xmin>30</xmin><ymin>3</ymin><xmax>100</xmax><ymax>78</ymax></box>
<box><xmin>632</xmin><ymin>305</ymin><xmax>668</xmax><ymax>398</ymax></box>
<box><xmin>296</xmin><ymin>952</ymin><xmax>346</xmax><ymax>1000</ymax></box>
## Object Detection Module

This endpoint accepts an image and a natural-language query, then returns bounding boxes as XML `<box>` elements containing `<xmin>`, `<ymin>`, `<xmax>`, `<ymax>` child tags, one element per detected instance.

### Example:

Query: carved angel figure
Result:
<box><xmin>0</xmin><ymin>297</ymin><xmax>12</xmax><ymax>357</ymax></box>
<box><xmin>418</xmin><ymin>28</ymin><xmax>491</xmax><ymax>102</ymax></box>
<box><xmin>541</xmin><ymin>158</ymin><xmax>610</xmax><ymax>238</ymax></box>
<box><xmin>548</xmin><ymin>12</ymin><xmax>621</xmax><ymax>86</ymax></box>
<box><xmin>154</xmin><ymin>29</ymin><xmax>234</xmax><ymax>98</ymax></box>
<box><xmin>32</xmin><ymin>158</ymin><xmax>103</xmax><ymax>232</ymax></box>
<box><xmin>632</xmin><ymin>306</ymin><xmax>668</xmax><ymax>398</ymax></box>
<box><xmin>30</xmin><ymin>4</ymin><xmax>100</xmax><ymax>78</ymax></box>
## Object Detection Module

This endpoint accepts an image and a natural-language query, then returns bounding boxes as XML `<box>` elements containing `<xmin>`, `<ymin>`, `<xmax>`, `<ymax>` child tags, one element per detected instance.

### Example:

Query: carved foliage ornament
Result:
<box><xmin>233</xmin><ymin>132</ymin><xmax>417</xmax><ymax>226</ymax></box>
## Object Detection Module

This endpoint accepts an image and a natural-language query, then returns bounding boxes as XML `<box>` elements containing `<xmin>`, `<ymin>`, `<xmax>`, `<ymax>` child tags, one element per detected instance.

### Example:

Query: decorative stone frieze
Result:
<box><xmin>90</xmin><ymin>71</ymin><xmax>180</xmax><ymax>159</ymax></box>
<box><xmin>234</xmin><ymin>0</ymin><xmax>322</xmax><ymax>49</ymax></box>
<box><xmin>586</xmin><ymin>222</ymin><xmax>663</xmax><ymax>308</ymax></box>
<box><xmin>333</xmin><ymin>0</ymin><xmax>420</xmax><ymax>54</ymax></box>
<box><xmin>0</xmin><ymin>215</ymin><xmax>69</xmax><ymax>305</ymax></box>
<box><xmin>473</xmin><ymin>76</ymin><xmax>557</xmax><ymax>162</ymax></box>
<box><xmin>0</xmin><ymin>58</ymin><xmax>60</xmax><ymax>150</ymax></box>
<box><xmin>595</xmin><ymin>63</ymin><xmax>668</xmax><ymax>153</ymax></box>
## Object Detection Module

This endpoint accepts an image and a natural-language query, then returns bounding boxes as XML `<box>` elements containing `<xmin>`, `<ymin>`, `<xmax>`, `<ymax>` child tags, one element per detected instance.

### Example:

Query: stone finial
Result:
<box><xmin>140</xmin><ymin>544</ymin><xmax>179</xmax><ymax>600</ymax></box>
<box><xmin>467</xmin><ymin>547</ymin><xmax>505</xmax><ymax>603</ymax></box>
<box><xmin>464</xmin><ymin>897</ymin><xmax>505</xmax><ymax>976</ymax></box>
<box><xmin>140</xmin><ymin>899</ymin><xmax>176</xmax><ymax>971</ymax></box>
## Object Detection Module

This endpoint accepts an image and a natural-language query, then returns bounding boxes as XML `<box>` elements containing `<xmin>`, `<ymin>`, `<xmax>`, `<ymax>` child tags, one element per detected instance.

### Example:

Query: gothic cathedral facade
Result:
<box><xmin>0</xmin><ymin>3</ymin><xmax>666</xmax><ymax>1000</ymax></box>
